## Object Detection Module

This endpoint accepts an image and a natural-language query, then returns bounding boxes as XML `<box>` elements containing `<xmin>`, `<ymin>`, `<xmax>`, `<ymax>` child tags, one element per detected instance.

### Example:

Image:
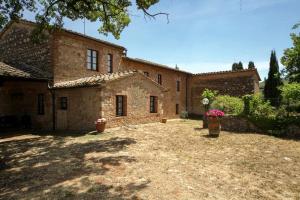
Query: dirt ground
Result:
<box><xmin>0</xmin><ymin>119</ymin><xmax>300</xmax><ymax>200</ymax></box>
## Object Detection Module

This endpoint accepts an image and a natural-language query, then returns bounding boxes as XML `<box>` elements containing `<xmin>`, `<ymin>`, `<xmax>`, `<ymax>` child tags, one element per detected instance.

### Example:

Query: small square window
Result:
<box><xmin>60</xmin><ymin>97</ymin><xmax>68</xmax><ymax>110</ymax></box>
<box><xmin>144</xmin><ymin>72</ymin><xmax>149</xmax><ymax>77</ymax></box>
<box><xmin>116</xmin><ymin>95</ymin><xmax>127</xmax><ymax>116</ymax></box>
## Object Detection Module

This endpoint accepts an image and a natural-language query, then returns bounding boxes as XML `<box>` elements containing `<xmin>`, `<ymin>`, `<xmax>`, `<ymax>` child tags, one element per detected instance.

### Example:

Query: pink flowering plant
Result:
<box><xmin>205</xmin><ymin>109</ymin><xmax>225</xmax><ymax>118</ymax></box>
<box><xmin>95</xmin><ymin>118</ymin><xmax>107</xmax><ymax>124</ymax></box>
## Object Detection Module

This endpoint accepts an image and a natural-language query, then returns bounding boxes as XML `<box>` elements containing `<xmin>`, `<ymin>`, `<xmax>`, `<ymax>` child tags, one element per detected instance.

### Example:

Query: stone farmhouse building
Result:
<box><xmin>0</xmin><ymin>20</ymin><xmax>260</xmax><ymax>130</ymax></box>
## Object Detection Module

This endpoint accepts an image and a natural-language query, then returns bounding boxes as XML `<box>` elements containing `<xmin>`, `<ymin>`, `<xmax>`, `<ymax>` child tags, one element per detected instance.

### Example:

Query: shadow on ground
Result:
<box><xmin>0</xmin><ymin>134</ymin><xmax>148</xmax><ymax>199</ymax></box>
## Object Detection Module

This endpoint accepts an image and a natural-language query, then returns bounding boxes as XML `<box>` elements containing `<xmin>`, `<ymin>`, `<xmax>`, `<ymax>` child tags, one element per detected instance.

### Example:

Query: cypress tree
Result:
<box><xmin>263</xmin><ymin>50</ymin><xmax>283</xmax><ymax>107</ymax></box>
<box><xmin>248</xmin><ymin>61</ymin><xmax>255</xmax><ymax>69</ymax></box>
<box><xmin>232</xmin><ymin>62</ymin><xmax>243</xmax><ymax>71</ymax></box>
<box><xmin>237</xmin><ymin>61</ymin><xmax>243</xmax><ymax>70</ymax></box>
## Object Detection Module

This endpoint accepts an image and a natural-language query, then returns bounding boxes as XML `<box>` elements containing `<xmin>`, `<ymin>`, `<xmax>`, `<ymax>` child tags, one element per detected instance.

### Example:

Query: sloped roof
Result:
<box><xmin>0</xmin><ymin>61</ymin><xmax>51</xmax><ymax>80</ymax></box>
<box><xmin>193</xmin><ymin>68</ymin><xmax>261</xmax><ymax>81</ymax></box>
<box><xmin>124</xmin><ymin>57</ymin><xmax>192</xmax><ymax>75</ymax></box>
<box><xmin>52</xmin><ymin>70</ymin><xmax>167</xmax><ymax>90</ymax></box>
<box><xmin>0</xmin><ymin>19</ymin><xmax>126</xmax><ymax>51</ymax></box>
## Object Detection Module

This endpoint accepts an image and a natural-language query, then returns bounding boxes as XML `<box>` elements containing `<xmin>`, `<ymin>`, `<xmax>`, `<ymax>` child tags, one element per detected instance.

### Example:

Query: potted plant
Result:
<box><xmin>161</xmin><ymin>118</ymin><xmax>167</xmax><ymax>123</ymax></box>
<box><xmin>205</xmin><ymin>109</ymin><xmax>224</xmax><ymax>137</ymax></box>
<box><xmin>95</xmin><ymin>118</ymin><xmax>107</xmax><ymax>133</ymax></box>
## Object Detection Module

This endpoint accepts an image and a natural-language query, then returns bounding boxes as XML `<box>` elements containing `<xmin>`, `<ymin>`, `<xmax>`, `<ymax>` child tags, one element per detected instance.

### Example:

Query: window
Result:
<box><xmin>107</xmin><ymin>54</ymin><xmax>113</xmax><ymax>73</ymax></box>
<box><xmin>60</xmin><ymin>97</ymin><xmax>68</xmax><ymax>110</ymax></box>
<box><xmin>150</xmin><ymin>96</ymin><xmax>158</xmax><ymax>113</ymax></box>
<box><xmin>157</xmin><ymin>74</ymin><xmax>162</xmax><ymax>85</ymax></box>
<box><xmin>176</xmin><ymin>80</ymin><xmax>180</xmax><ymax>92</ymax></box>
<box><xmin>116</xmin><ymin>95</ymin><xmax>127</xmax><ymax>116</ymax></box>
<box><xmin>176</xmin><ymin>104</ymin><xmax>179</xmax><ymax>115</ymax></box>
<box><xmin>144</xmin><ymin>71</ymin><xmax>149</xmax><ymax>77</ymax></box>
<box><xmin>87</xmin><ymin>49</ymin><xmax>98</xmax><ymax>71</ymax></box>
<box><xmin>37</xmin><ymin>94</ymin><xmax>44</xmax><ymax>115</ymax></box>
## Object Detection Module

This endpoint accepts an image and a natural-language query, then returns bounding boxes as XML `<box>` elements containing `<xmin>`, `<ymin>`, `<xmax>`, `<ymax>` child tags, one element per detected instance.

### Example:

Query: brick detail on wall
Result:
<box><xmin>52</xmin><ymin>32</ymin><xmax>124</xmax><ymax>83</ymax></box>
<box><xmin>189</xmin><ymin>75</ymin><xmax>259</xmax><ymax>115</ymax></box>
<box><xmin>0</xmin><ymin>22</ymin><xmax>52</xmax><ymax>77</ymax></box>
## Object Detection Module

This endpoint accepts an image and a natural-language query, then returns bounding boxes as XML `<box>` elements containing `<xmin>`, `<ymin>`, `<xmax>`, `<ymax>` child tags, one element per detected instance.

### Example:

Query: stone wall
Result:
<box><xmin>52</xmin><ymin>32</ymin><xmax>124</xmax><ymax>83</ymax></box>
<box><xmin>0</xmin><ymin>80</ymin><xmax>53</xmax><ymax>130</ymax></box>
<box><xmin>221</xmin><ymin>115</ymin><xmax>263</xmax><ymax>133</ymax></box>
<box><xmin>102</xmin><ymin>74</ymin><xmax>166</xmax><ymax>128</ymax></box>
<box><xmin>188</xmin><ymin>71</ymin><xmax>260</xmax><ymax>115</ymax></box>
<box><xmin>122</xmin><ymin>58</ymin><xmax>188</xmax><ymax>118</ymax></box>
<box><xmin>54</xmin><ymin>74</ymin><xmax>167</xmax><ymax>130</ymax></box>
<box><xmin>0</xmin><ymin>22</ymin><xmax>52</xmax><ymax>76</ymax></box>
<box><xmin>55</xmin><ymin>87</ymin><xmax>101</xmax><ymax>130</ymax></box>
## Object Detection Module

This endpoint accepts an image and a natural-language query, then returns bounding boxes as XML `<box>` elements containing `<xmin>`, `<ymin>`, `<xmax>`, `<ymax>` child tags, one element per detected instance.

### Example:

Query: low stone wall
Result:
<box><xmin>221</xmin><ymin>115</ymin><xmax>300</xmax><ymax>137</ymax></box>
<box><xmin>221</xmin><ymin>115</ymin><xmax>263</xmax><ymax>133</ymax></box>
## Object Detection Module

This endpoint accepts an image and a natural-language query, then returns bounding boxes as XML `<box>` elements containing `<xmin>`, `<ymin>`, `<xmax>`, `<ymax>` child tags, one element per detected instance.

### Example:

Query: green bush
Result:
<box><xmin>180</xmin><ymin>111</ymin><xmax>189</xmax><ymax>119</ymax></box>
<box><xmin>248</xmin><ymin>94</ymin><xmax>276</xmax><ymax>117</ymax></box>
<box><xmin>201</xmin><ymin>89</ymin><xmax>218</xmax><ymax>104</ymax></box>
<box><xmin>211</xmin><ymin>95</ymin><xmax>244</xmax><ymax>115</ymax></box>
<box><xmin>280</xmin><ymin>83</ymin><xmax>300</xmax><ymax>102</ymax></box>
<box><xmin>242</xmin><ymin>95</ymin><xmax>252</xmax><ymax>115</ymax></box>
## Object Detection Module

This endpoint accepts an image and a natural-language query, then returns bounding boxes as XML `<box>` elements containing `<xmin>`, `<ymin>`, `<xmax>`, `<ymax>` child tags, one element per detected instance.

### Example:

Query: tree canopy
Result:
<box><xmin>281</xmin><ymin>32</ymin><xmax>300</xmax><ymax>82</ymax></box>
<box><xmin>0</xmin><ymin>0</ymin><xmax>168</xmax><ymax>39</ymax></box>
<box><xmin>248</xmin><ymin>61</ymin><xmax>255</xmax><ymax>69</ymax></box>
<box><xmin>232</xmin><ymin>61</ymin><xmax>243</xmax><ymax>71</ymax></box>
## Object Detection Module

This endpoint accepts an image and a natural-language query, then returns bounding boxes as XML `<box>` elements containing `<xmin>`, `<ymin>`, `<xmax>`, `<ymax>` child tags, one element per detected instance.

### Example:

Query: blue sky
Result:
<box><xmin>24</xmin><ymin>0</ymin><xmax>300</xmax><ymax>80</ymax></box>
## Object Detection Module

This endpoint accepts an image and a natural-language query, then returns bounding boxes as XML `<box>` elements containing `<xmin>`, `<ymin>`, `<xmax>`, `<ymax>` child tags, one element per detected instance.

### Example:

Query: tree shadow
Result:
<box><xmin>0</xmin><ymin>135</ymin><xmax>149</xmax><ymax>199</ymax></box>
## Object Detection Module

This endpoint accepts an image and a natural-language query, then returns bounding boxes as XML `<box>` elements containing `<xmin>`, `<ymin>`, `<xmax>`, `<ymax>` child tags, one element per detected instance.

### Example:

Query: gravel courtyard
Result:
<box><xmin>1</xmin><ymin>119</ymin><xmax>299</xmax><ymax>200</ymax></box>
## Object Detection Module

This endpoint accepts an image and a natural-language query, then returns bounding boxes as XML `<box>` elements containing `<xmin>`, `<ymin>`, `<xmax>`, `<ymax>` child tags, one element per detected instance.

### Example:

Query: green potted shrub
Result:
<box><xmin>206</xmin><ymin>109</ymin><xmax>224</xmax><ymax>137</ymax></box>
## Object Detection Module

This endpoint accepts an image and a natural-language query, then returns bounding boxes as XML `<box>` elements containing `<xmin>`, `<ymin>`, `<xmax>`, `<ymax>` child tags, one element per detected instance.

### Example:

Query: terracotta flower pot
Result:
<box><xmin>161</xmin><ymin>118</ymin><xmax>167</xmax><ymax>123</ymax></box>
<box><xmin>208</xmin><ymin>116</ymin><xmax>221</xmax><ymax>137</ymax></box>
<box><xmin>95</xmin><ymin>121</ymin><xmax>106</xmax><ymax>133</ymax></box>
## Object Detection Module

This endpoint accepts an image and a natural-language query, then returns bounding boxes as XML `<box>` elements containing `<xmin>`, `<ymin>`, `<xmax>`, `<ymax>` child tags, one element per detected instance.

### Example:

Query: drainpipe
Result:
<box><xmin>186</xmin><ymin>74</ymin><xmax>188</xmax><ymax>113</ymax></box>
<box><xmin>48</xmin><ymin>81</ymin><xmax>56</xmax><ymax>131</ymax></box>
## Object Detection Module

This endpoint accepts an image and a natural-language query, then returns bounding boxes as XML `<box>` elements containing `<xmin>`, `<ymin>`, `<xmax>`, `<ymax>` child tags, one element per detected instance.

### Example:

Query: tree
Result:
<box><xmin>238</xmin><ymin>61</ymin><xmax>243</xmax><ymax>70</ymax></box>
<box><xmin>248</xmin><ymin>61</ymin><xmax>255</xmax><ymax>69</ymax></box>
<box><xmin>264</xmin><ymin>50</ymin><xmax>283</xmax><ymax>107</ymax></box>
<box><xmin>232</xmin><ymin>61</ymin><xmax>243</xmax><ymax>71</ymax></box>
<box><xmin>280</xmin><ymin>83</ymin><xmax>300</xmax><ymax>102</ymax></box>
<box><xmin>281</xmin><ymin>33</ymin><xmax>300</xmax><ymax>82</ymax></box>
<box><xmin>0</xmin><ymin>0</ymin><xmax>168</xmax><ymax>40</ymax></box>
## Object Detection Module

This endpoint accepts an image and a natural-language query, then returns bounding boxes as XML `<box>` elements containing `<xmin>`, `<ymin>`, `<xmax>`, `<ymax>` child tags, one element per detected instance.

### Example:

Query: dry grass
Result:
<box><xmin>0</xmin><ymin>119</ymin><xmax>300</xmax><ymax>199</ymax></box>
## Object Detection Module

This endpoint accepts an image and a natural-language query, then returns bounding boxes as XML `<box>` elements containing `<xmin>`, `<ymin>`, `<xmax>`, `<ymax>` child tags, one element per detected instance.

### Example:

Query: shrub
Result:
<box><xmin>280</xmin><ymin>83</ymin><xmax>300</xmax><ymax>101</ymax></box>
<box><xmin>242</xmin><ymin>95</ymin><xmax>252</xmax><ymax>115</ymax></box>
<box><xmin>248</xmin><ymin>94</ymin><xmax>276</xmax><ymax>117</ymax></box>
<box><xmin>201</xmin><ymin>89</ymin><xmax>218</xmax><ymax>104</ymax></box>
<box><xmin>180</xmin><ymin>111</ymin><xmax>189</xmax><ymax>119</ymax></box>
<box><xmin>211</xmin><ymin>95</ymin><xmax>244</xmax><ymax>115</ymax></box>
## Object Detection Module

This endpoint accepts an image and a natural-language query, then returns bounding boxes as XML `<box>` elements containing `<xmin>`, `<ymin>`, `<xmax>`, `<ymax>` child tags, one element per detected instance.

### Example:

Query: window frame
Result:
<box><xmin>157</xmin><ymin>74</ymin><xmax>162</xmax><ymax>85</ymax></box>
<box><xmin>37</xmin><ymin>94</ymin><xmax>45</xmax><ymax>115</ymax></box>
<box><xmin>107</xmin><ymin>53</ymin><xmax>113</xmax><ymax>73</ymax></box>
<box><xmin>60</xmin><ymin>97</ymin><xmax>68</xmax><ymax>110</ymax></box>
<box><xmin>87</xmin><ymin>49</ymin><xmax>98</xmax><ymax>71</ymax></box>
<box><xmin>116</xmin><ymin>95</ymin><xmax>127</xmax><ymax>116</ymax></box>
<box><xmin>150</xmin><ymin>96</ymin><xmax>158</xmax><ymax>113</ymax></box>
<box><xmin>176</xmin><ymin>80</ymin><xmax>180</xmax><ymax>92</ymax></box>
<box><xmin>176</xmin><ymin>104</ymin><xmax>179</xmax><ymax>115</ymax></box>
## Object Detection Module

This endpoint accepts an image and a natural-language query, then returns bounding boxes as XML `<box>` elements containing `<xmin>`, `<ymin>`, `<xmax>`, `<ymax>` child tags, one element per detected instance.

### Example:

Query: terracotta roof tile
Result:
<box><xmin>124</xmin><ymin>57</ymin><xmax>192</xmax><ymax>75</ymax></box>
<box><xmin>0</xmin><ymin>61</ymin><xmax>51</xmax><ymax>80</ymax></box>
<box><xmin>52</xmin><ymin>70</ymin><xmax>137</xmax><ymax>89</ymax></box>
<box><xmin>193</xmin><ymin>68</ymin><xmax>261</xmax><ymax>80</ymax></box>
